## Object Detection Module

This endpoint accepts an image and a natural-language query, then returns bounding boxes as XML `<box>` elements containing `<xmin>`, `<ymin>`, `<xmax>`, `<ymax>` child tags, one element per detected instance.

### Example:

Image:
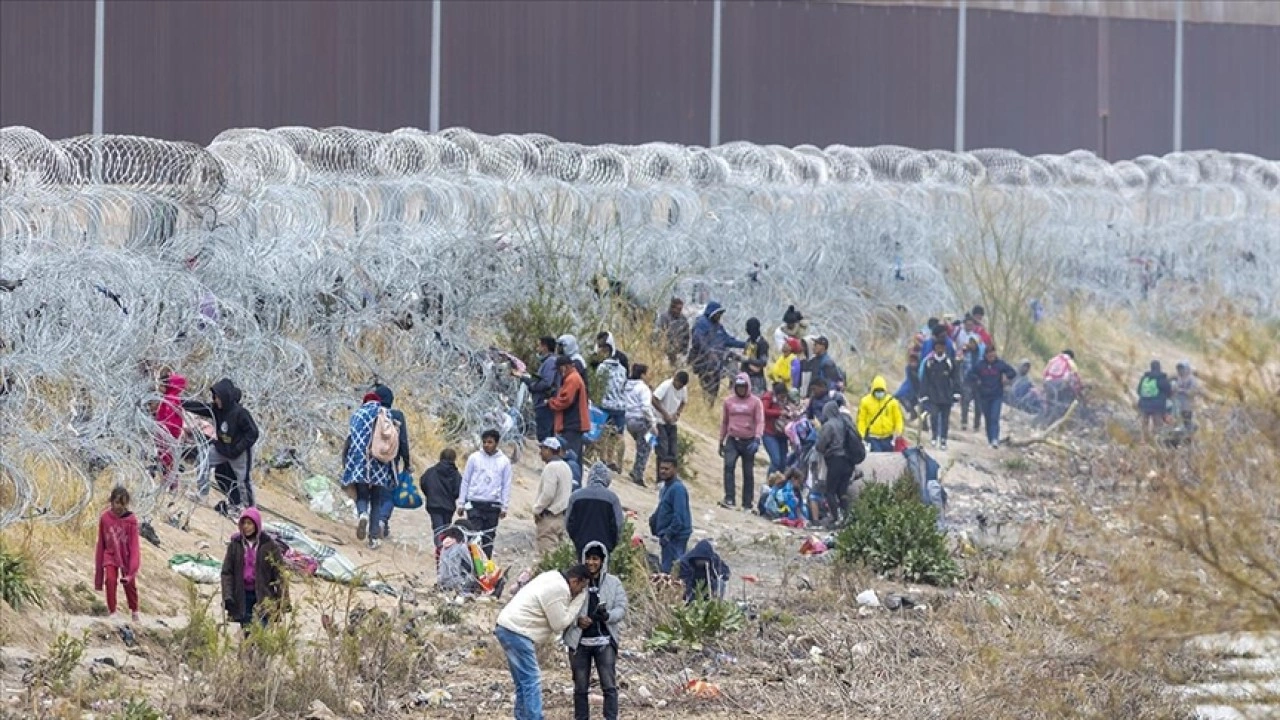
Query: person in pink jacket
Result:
<box><xmin>718</xmin><ymin>373</ymin><xmax>764</xmax><ymax>510</ymax></box>
<box><xmin>95</xmin><ymin>486</ymin><xmax>141</xmax><ymax>621</ymax></box>
<box><xmin>155</xmin><ymin>369</ymin><xmax>186</xmax><ymax>490</ymax></box>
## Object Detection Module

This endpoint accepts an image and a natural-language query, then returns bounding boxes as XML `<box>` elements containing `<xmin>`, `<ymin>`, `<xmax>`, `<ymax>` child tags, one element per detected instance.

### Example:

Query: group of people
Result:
<box><xmin>1136</xmin><ymin>359</ymin><xmax>1200</xmax><ymax>438</ymax></box>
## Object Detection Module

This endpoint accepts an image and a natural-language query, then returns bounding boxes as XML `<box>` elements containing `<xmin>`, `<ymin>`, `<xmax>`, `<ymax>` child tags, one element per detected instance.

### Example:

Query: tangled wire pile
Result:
<box><xmin>1</xmin><ymin>125</ymin><xmax>1277</xmax><ymax>527</ymax></box>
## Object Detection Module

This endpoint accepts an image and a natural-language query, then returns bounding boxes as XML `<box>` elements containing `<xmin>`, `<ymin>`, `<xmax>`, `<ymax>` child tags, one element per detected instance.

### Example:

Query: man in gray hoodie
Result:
<box><xmin>566</xmin><ymin>462</ymin><xmax>626</xmax><ymax>555</ymax></box>
<box><xmin>815</xmin><ymin>398</ymin><xmax>866</xmax><ymax>521</ymax></box>
<box><xmin>564</xmin><ymin>541</ymin><xmax>628</xmax><ymax>720</ymax></box>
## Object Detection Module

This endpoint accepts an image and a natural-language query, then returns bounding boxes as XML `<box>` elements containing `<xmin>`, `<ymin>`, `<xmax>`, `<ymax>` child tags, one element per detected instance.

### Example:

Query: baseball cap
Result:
<box><xmin>539</xmin><ymin>437</ymin><xmax>562</xmax><ymax>451</ymax></box>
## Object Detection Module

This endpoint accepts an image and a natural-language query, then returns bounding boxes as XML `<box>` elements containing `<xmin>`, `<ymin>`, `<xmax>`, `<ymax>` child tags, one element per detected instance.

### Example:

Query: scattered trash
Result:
<box><xmin>117</xmin><ymin>626</ymin><xmax>136</xmax><ymax>648</ymax></box>
<box><xmin>138</xmin><ymin>520</ymin><xmax>161</xmax><ymax>548</ymax></box>
<box><xmin>683</xmin><ymin>679</ymin><xmax>721</xmax><ymax>699</ymax></box>
<box><xmin>856</xmin><ymin>589</ymin><xmax>881</xmax><ymax>608</ymax></box>
<box><xmin>414</xmin><ymin>689</ymin><xmax>452</xmax><ymax>708</ymax></box>
<box><xmin>303</xmin><ymin>699</ymin><xmax>338</xmax><ymax>720</ymax></box>
<box><xmin>799</xmin><ymin>536</ymin><xmax>828</xmax><ymax>555</ymax></box>
<box><xmin>168</xmin><ymin>554</ymin><xmax>222</xmax><ymax>584</ymax></box>
<box><xmin>884</xmin><ymin>594</ymin><xmax>917</xmax><ymax>611</ymax></box>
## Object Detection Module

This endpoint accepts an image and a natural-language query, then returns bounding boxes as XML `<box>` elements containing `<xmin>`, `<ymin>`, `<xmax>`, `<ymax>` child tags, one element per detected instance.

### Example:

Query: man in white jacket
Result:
<box><xmin>495</xmin><ymin>566</ymin><xmax>591</xmax><ymax>720</ymax></box>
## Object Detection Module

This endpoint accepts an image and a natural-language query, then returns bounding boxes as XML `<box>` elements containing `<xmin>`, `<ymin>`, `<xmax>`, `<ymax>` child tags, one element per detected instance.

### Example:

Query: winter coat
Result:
<box><xmin>968</xmin><ymin>358</ymin><xmax>1017</xmax><ymax>400</ymax></box>
<box><xmin>767</xmin><ymin>352</ymin><xmax>802</xmax><ymax>389</ymax></box>
<box><xmin>657</xmin><ymin>311</ymin><xmax>691</xmax><ymax>357</ymax></box>
<box><xmin>220</xmin><ymin>507</ymin><xmax>288</xmax><ymax>621</ymax></box>
<box><xmin>563</xmin><ymin>541</ymin><xmax>629</xmax><ymax>650</ymax></box>
<box><xmin>549</xmin><ymin>365</ymin><xmax>590</xmax><ymax>433</ymax></box>
<box><xmin>373</xmin><ymin>385</ymin><xmax>411</xmax><ymax>473</ymax></box>
<box><xmin>94</xmin><ymin>509</ymin><xmax>140</xmax><ymax>589</ymax></box>
<box><xmin>651</xmin><ymin>478</ymin><xmax>692</xmax><ymax>544</ymax></box>
<box><xmin>857</xmin><ymin>376</ymin><xmax>905</xmax><ymax>440</ymax></box>
<box><xmin>809</xmin><ymin>353</ymin><xmax>845</xmax><ymax>391</ymax></box>
<box><xmin>1137</xmin><ymin>367</ymin><xmax>1173</xmax><ymax>414</ymax></box>
<box><xmin>679</xmin><ymin>540</ymin><xmax>730</xmax><ymax>603</ymax></box>
<box><xmin>183</xmin><ymin>378</ymin><xmax>259</xmax><ymax>461</ymax></box>
<box><xmin>920</xmin><ymin>354</ymin><xmax>962</xmax><ymax>404</ymax></box>
<box><xmin>816</xmin><ymin>400</ymin><xmax>867</xmax><ymax>463</ymax></box>
<box><xmin>523</xmin><ymin>353</ymin><xmax>559</xmax><ymax>408</ymax></box>
<box><xmin>340</xmin><ymin>401</ymin><xmax>395</xmax><ymax>488</ymax></box>
<box><xmin>596</xmin><ymin>355</ymin><xmax>628</xmax><ymax>411</ymax></box>
<box><xmin>420</xmin><ymin>460</ymin><xmax>462</xmax><ymax>513</ymax></box>
<box><xmin>690</xmin><ymin>302</ymin><xmax>745</xmax><ymax>370</ymax></box>
<box><xmin>566</xmin><ymin>462</ymin><xmax>625</xmax><ymax>554</ymax></box>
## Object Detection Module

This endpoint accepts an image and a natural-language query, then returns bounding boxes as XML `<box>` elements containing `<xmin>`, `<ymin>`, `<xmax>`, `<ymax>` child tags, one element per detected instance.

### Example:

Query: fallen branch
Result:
<box><xmin>1005</xmin><ymin>400</ymin><xmax>1078</xmax><ymax>449</ymax></box>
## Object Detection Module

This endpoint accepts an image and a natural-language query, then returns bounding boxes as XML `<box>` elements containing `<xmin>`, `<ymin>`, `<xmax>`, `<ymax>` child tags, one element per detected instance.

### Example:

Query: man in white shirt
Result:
<box><xmin>650</xmin><ymin>371</ymin><xmax>689</xmax><ymax>466</ymax></box>
<box><xmin>495</xmin><ymin>565</ymin><xmax>590</xmax><ymax>720</ymax></box>
<box><xmin>456</xmin><ymin>429</ymin><xmax>512</xmax><ymax>558</ymax></box>
<box><xmin>532</xmin><ymin>437</ymin><xmax>573</xmax><ymax>555</ymax></box>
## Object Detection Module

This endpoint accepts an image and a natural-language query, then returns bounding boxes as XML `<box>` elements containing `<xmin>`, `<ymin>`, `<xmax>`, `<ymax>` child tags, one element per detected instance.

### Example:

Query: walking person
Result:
<box><xmin>623</xmin><ymin>363</ymin><xmax>657</xmax><ymax>487</ymax></box>
<box><xmin>959</xmin><ymin>338</ymin><xmax>984</xmax><ymax>432</ymax></box>
<box><xmin>183</xmin><ymin>378</ymin><xmax>259</xmax><ymax>511</ymax></box>
<box><xmin>567</xmin><ymin>462</ymin><xmax>626</xmax><ymax>555</ymax></box>
<box><xmin>1137</xmin><ymin>360</ymin><xmax>1174</xmax><ymax>440</ymax></box>
<box><xmin>919</xmin><ymin>341</ymin><xmax>963</xmax><ymax>450</ymax></box>
<box><xmin>564</xmin><ymin>542</ymin><xmax>629</xmax><ymax>720</ymax></box>
<box><xmin>220</xmin><ymin>507</ymin><xmax>288</xmax><ymax>635</ymax></box>
<box><xmin>94</xmin><ymin>486</ymin><xmax>141</xmax><ymax>622</ymax></box>
<box><xmin>495</xmin><ymin>566</ymin><xmax>591</xmax><ymax>720</ymax></box>
<box><xmin>650</xmin><ymin>371</ymin><xmax>689</xmax><ymax>470</ymax></box>
<box><xmin>373</xmin><ymin>384</ymin><xmax>411</xmax><ymax>538</ymax></box>
<box><xmin>154</xmin><ymin>369</ymin><xmax>186</xmax><ymax>491</ymax></box>
<box><xmin>718</xmin><ymin>373</ymin><xmax>764</xmax><ymax>510</ymax></box>
<box><xmin>420</xmin><ymin>448</ymin><xmax>462</xmax><ymax>550</ymax></box>
<box><xmin>518</xmin><ymin>337</ymin><xmax>562</xmax><ymax>442</ymax></box>
<box><xmin>650</xmin><ymin>457</ymin><xmax>692</xmax><ymax>573</ymax></box>
<box><xmin>656</xmin><ymin>297</ymin><xmax>691</xmax><ymax>367</ymax></box>
<box><xmin>815</xmin><ymin>399</ymin><xmax>866</xmax><ymax>521</ymax></box>
<box><xmin>857</xmin><ymin>376</ymin><xmax>905</xmax><ymax>452</ymax></box>
<box><xmin>549</xmin><ymin>356</ymin><xmax>590</xmax><ymax>462</ymax></box>
<box><xmin>341</xmin><ymin>392</ymin><xmax>396</xmax><ymax>548</ymax></box>
<box><xmin>968</xmin><ymin>346</ymin><xmax>1017</xmax><ymax>449</ymax></box>
<box><xmin>532</xmin><ymin>438</ymin><xmax>574</xmax><ymax>555</ymax></box>
<box><xmin>456</xmin><ymin>429</ymin><xmax>513</xmax><ymax>559</ymax></box>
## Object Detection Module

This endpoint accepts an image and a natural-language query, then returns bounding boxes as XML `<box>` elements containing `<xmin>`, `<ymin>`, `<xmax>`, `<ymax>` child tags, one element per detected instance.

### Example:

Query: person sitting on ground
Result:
<box><xmin>857</xmin><ymin>376</ymin><xmax>905</xmax><ymax>452</ymax></box>
<box><xmin>1042</xmin><ymin>349</ymin><xmax>1082</xmax><ymax>412</ymax></box>
<box><xmin>678</xmin><ymin>540</ymin><xmax>731</xmax><ymax>603</ymax></box>
<box><xmin>564</xmin><ymin>542</ymin><xmax>629</xmax><ymax>720</ymax></box>
<box><xmin>566</xmin><ymin>461</ymin><xmax>626</xmax><ymax>556</ymax></box>
<box><xmin>1137</xmin><ymin>360</ymin><xmax>1173</xmax><ymax>439</ymax></box>
<box><xmin>495</xmin><ymin>566</ymin><xmax>591</xmax><ymax>720</ymax></box>
<box><xmin>437</xmin><ymin>522</ymin><xmax>482</xmax><ymax>595</ymax></box>
<box><xmin>759</xmin><ymin>468</ymin><xmax>808</xmax><ymax>522</ymax></box>
<box><xmin>1008</xmin><ymin>359</ymin><xmax>1044</xmax><ymax>415</ymax></box>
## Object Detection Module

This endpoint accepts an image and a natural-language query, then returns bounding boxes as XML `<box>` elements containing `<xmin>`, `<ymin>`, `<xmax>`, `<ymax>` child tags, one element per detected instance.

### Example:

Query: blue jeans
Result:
<box><xmin>981</xmin><ymin>396</ymin><xmax>1003</xmax><ymax>444</ymax></box>
<box><xmin>660</xmin><ymin>535</ymin><xmax>689</xmax><ymax>574</ymax></box>
<box><xmin>355</xmin><ymin>483</ymin><xmax>387</xmax><ymax>538</ymax></box>
<box><xmin>763</xmin><ymin>434</ymin><xmax>787</xmax><ymax>475</ymax></box>
<box><xmin>495</xmin><ymin>626</ymin><xmax>543</xmax><ymax>720</ymax></box>
<box><xmin>867</xmin><ymin>437</ymin><xmax>894</xmax><ymax>453</ymax></box>
<box><xmin>534</xmin><ymin>405</ymin><xmax>554</xmax><ymax>442</ymax></box>
<box><xmin>930</xmin><ymin>402</ymin><xmax>952</xmax><ymax>442</ymax></box>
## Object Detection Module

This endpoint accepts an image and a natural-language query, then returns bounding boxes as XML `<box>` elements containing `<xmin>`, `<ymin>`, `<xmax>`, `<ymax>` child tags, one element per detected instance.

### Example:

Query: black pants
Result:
<box><xmin>825</xmin><ymin>455</ymin><xmax>856</xmax><ymax>515</ymax></box>
<box><xmin>465</xmin><ymin>501</ymin><xmax>501</xmax><ymax>558</ymax></box>
<box><xmin>931</xmin><ymin>402</ymin><xmax>952</xmax><ymax>441</ymax></box>
<box><xmin>655</xmin><ymin>423</ymin><xmax>678</xmax><ymax>463</ymax></box>
<box><xmin>571</xmin><ymin>643</ymin><xmax>618</xmax><ymax>720</ymax></box>
<box><xmin>560</xmin><ymin>429</ymin><xmax>585</xmax><ymax>463</ymax></box>
<box><xmin>534</xmin><ymin>405</ymin><xmax>554</xmax><ymax>441</ymax></box>
<box><xmin>427</xmin><ymin>509</ymin><xmax>452</xmax><ymax>547</ymax></box>
<box><xmin>723</xmin><ymin>437</ymin><xmax>757</xmax><ymax>507</ymax></box>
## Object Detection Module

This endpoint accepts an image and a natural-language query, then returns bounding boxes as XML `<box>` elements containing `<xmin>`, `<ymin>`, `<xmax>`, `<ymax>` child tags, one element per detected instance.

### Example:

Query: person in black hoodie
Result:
<box><xmin>565</xmin><ymin>462</ymin><xmax>625</xmax><ymax>555</ymax></box>
<box><xmin>421</xmin><ymin>448</ymin><xmax>462</xmax><ymax>550</ymax></box>
<box><xmin>185</xmin><ymin>378</ymin><xmax>259</xmax><ymax>510</ymax></box>
<box><xmin>919</xmin><ymin>342</ymin><xmax>963</xmax><ymax>450</ymax></box>
<box><xmin>678</xmin><ymin>540</ymin><xmax>731</xmax><ymax>603</ymax></box>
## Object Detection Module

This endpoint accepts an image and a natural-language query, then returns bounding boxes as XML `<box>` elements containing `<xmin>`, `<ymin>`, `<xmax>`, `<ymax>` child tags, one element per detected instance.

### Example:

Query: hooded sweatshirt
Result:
<box><xmin>968</xmin><ymin>357</ymin><xmax>1017</xmax><ymax>399</ymax></box>
<box><xmin>220</xmin><ymin>507</ymin><xmax>287</xmax><ymax>621</ymax></box>
<box><xmin>596</xmin><ymin>353</ymin><xmax>628</xmax><ymax>411</ymax></box>
<box><xmin>816</xmin><ymin>399</ymin><xmax>866</xmax><ymax>463</ymax></box>
<box><xmin>566</xmin><ymin>462</ymin><xmax>625</xmax><ymax>553</ymax></box>
<box><xmin>651</xmin><ymin>475</ymin><xmax>692</xmax><ymax>544</ymax></box>
<box><xmin>720</xmin><ymin>373</ymin><xmax>765</xmax><ymax>444</ymax></box>
<box><xmin>741</xmin><ymin>318</ymin><xmax>770</xmax><ymax>379</ymax></box>
<box><xmin>597</xmin><ymin>332</ymin><xmax>630</xmax><ymax>374</ymax></box>
<box><xmin>678</xmin><ymin>540</ymin><xmax>731</xmax><ymax>603</ymax></box>
<box><xmin>563</xmin><ymin>541</ymin><xmax>629</xmax><ymax>650</ymax></box>
<box><xmin>1137</xmin><ymin>361</ymin><xmax>1173</xmax><ymax>413</ymax></box>
<box><xmin>549</xmin><ymin>363</ymin><xmax>590</xmax><ymax>433</ymax></box>
<box><xmin>557</xmin><ymin>334</ymin><xmax>591</xmax><ymax>398</ymax></box>
<box><xmin>457</xmin><ymin>448</ymin><xmax>513</xmax><ymax>511</ymax></box>
<box><xmin>183</xmin><ymin>378</ymin><xmax>259</xmax><ymax>461</ymax></box>
<box><xmin>94</xmin><ymin>507</ymin><xmax>140</xmax><ymax>589</ymax></box>
<box><xmin>690</xmin><ymin>301</ymin><xmax>746</xmax><ymax>369</ymax></box>
<box><xmin>857</xmin><ymin>376</ymin><xmax>905</xmax><ymax>440</ymax></box>
<box><xmin>156</xmin><ymin>373</ymin><xmax>187</xmax><ymax>472</ymax></box>
<box><xmin>497</xmin><ymin>570</ymin><xmax>588</xmax><ymax>645</ymax></box>
<box><xmin>373</xmin><ymin>384</ymin><xmax>411</xmax><ymax>472</ymax></box>
<box><xmin>420</xmin><ymin>458</ymin><xmax>462</xmax><ymax>513</ymax></box>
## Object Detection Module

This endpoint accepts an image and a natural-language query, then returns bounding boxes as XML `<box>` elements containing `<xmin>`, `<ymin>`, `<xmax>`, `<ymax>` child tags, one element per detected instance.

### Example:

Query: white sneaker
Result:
<box><xmin>990</xmin><ymin>441</ymin><xmax>999</xmax><ymax>449</ymax></box>
<box><xmin>940</xmin><ymin>441</ymin><xmax>948</xmax><ymax>450</ymax></box>
<box><xmin>356</xmin><ymin>512</ymin><xmax>369</xmax><ymax>540</ymax></box>
<box><xmin>368</xmin><ymin>538</ymin><xmax>381</xmax><ymax>550</ymax></box>
<box><xmin>929</xmin><ymin>439</ymin><xmax>938</xmax><ymax>448</ymax></box>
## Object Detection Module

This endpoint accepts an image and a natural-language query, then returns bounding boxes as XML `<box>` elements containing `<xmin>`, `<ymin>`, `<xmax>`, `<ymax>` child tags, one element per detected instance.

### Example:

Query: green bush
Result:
<box><xmin>645</xmin><ymin>597</ymin><xmax>746</xmax><ymax>652</ymax></box>
<box><xmin>500</xmin><ymin>288</ymin><xmax>575</xmax><ymax>365</ymax></box>
<box><xmin>836</xmin><ymin>476</ymin><xmax>961</xmax><ymax>586</ymax></box>
<box><xmin>0</xmin><ymin>542</ymin><xmax>42</xmax><ymax>610</ymax></box>
<box><xmin>675</xmin><ymin>432</ymin><xmax>699</xmax><ymax>483</ymax></box>
<box><xmin>112</xmin><ymin>698</ymin><xmax>164</xmax><ymax>720</ymax></box>
<box><xmin>536</xmin><ymin>521</ymin><xmax>642</xmax><ymax>588</ymax></box>
<box><xmin>25</xmin><ymin>630</ymin><xmax>86</xmax><ymax>692</ymax></box>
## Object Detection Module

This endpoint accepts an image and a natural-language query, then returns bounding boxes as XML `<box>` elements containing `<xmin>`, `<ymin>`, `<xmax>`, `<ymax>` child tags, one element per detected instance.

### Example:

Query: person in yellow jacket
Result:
<box><xmin>856</xmin><ymin>376</ymin><xmax>904</xmax><ymax>452</ymax></box>
<box><xmin>766</xmin><ymin>337</ymin><xmax>804</xmax><ymax>390</ymax></box>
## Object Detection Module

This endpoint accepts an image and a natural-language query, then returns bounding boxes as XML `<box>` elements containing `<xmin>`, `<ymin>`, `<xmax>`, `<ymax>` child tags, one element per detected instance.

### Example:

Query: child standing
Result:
<box><xmin>94</xmin><ymin>486</ymin><xmax>141</xmax><ymax>622</ymax></box>
<box><xmin>220</xmin><ymin>507</ymin><xmax>288</xmax><ymax>634</ymax></box>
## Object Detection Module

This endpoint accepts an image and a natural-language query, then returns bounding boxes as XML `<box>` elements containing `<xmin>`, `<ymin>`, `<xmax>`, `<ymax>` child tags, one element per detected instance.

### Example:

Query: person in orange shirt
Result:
<box><xmin>549</xmin><ymin>356</ymin><xmax>591</xmax><ymax>461</ymax></box>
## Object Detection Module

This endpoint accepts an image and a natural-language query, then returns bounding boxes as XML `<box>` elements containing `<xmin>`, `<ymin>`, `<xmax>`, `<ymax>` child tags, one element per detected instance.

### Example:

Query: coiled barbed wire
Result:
<box><xmin>1</xmin><ymin>125</ymin><xmax>1277</xmax><ymax>527</ymax></box>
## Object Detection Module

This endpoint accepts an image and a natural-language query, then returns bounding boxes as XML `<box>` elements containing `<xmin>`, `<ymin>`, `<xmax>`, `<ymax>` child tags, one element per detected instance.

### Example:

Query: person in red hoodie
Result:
<box><xmin>549</xmin><ymin>356</ymin><xmax>591</xmax><ymax>461</ymax></box>
<box><xmin>94</xmin><ymin>486</ymin><xmax>141</xmax><ymax>622</ymax></box>
<box><xmin>154</xmin><ymin>369</ymin><xmax>186</xmax><ymax>490</ymax></box>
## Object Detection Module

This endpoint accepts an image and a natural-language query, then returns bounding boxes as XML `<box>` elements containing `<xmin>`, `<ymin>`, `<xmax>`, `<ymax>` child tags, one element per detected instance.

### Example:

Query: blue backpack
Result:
<box><xmin>392</xmin><ymin>470</ymin><xmax>423</xmax><ymax>509</ymax></box>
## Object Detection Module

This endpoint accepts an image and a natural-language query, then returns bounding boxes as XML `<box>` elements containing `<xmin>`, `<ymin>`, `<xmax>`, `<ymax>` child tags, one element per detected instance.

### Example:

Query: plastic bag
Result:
<box><xmin>169</xmin><ymin>553</ymin><xmax>221</xmax><ymax>584</ymax></box>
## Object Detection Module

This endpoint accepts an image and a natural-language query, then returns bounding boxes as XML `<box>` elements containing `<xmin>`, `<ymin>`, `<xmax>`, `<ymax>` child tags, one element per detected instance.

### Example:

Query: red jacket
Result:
<box><xmin>761</xmin><ymin>392</ymin><xmax>787</xmax><ymax>437</ymax></box>
<box><xmin>155</xmin><ymin>372</ymin><xmax>186</xmax><ymax>471</ymax></box>
<box><xmin>549</xmin><ymin>368</ymin><xmax>590</xmax><ymax>433</ymax></box>
<box><xmin>95</xmin><ymin>509</ymin><xmax>141</xmax><ymax>589</ymax></box>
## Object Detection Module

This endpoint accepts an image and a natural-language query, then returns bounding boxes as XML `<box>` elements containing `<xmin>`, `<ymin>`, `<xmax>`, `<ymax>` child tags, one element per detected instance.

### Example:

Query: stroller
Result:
<box><xmin>434</xmin><ymin>522</ymin><xmax>507</xmax><ymax>598</ymax></box>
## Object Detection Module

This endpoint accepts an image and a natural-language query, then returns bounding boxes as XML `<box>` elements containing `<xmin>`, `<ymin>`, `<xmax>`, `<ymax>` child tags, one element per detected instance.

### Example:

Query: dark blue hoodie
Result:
<box><xmin>690</xmin><ymin>302</ymin><xmax>745</xmax><ymax>369</ymax></box>
<box><xmin>679</xmin><ymin>540</ymin><xmax>731</xmax><ymax>602</ymax></box>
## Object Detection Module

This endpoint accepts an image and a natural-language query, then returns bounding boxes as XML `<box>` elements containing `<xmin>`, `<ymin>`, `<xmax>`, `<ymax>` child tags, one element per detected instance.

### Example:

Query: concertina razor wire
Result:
<box><xmin>0</xmin><ymin>125</ymin><xmax>1277</xmax><ymax>526</ymax></box>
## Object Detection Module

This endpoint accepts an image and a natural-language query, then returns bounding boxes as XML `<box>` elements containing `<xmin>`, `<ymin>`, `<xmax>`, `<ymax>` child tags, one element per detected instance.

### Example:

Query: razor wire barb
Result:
<box><xmin>1</xmin><ymin>126</ymin><xmax>1277</xmax><ymax>527</ymax></box>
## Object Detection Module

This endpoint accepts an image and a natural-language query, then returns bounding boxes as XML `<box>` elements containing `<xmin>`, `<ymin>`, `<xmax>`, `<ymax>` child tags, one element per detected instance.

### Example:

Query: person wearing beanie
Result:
<box><xmin>774</xmin><ymin>305</ymin><xmax>808</xmax><ymax>354</ymax></box>
<box><xmin>564</xmin><ymin>542</ymin><xmax>628</xmax><ymax>720</ymax></box>
<box><xmin>220</xmin><ymin>506</ymin><xmax>288</xmax><ymax>634</ymax></box>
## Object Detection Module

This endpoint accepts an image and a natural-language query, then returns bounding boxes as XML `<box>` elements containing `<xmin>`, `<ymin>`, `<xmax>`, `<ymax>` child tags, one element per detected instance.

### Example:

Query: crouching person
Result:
<box><xmin>495</xmin><ymin>565</ymin><xmax>590</xmax><ymax>720</ymax></box>
<box><xmin>220</xmin><ymin>508</ymin><xmax>288</xmax><ymax>635</ymax></box>
<box><xmin>564</xmin><ymin>542</ymin><xmax>628</xmax><ymax>720</ymax></box>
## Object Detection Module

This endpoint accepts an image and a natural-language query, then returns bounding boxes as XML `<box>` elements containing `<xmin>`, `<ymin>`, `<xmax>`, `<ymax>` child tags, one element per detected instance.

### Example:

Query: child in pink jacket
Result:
<box><xmin>95</xmin><ymin>486</ymin><xmax>141</xmax><ymax>621</ymax></box>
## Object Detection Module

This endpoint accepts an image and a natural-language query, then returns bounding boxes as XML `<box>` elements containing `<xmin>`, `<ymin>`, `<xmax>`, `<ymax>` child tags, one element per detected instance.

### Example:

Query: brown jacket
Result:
<box><xmin>220</xmin><ymin>533</ymin><xmax>289</xmax><ymax>621</ymax></box>
<box><xmin>549</xmin><ymin>367</ymin><xmax>590</xmax><ymax>433</ymax></box>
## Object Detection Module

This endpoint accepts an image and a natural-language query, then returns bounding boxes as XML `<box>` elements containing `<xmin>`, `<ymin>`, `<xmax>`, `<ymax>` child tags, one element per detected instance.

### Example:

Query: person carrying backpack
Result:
<box><xmin>341</xmin><ymin>392</ymin><xmax>398</xmax><ymax>548</ymax></box>
<box><xmin>815</xmin><ymin>399</ymin><xmax>866</xmax><ymax>521</ymax></box>
<box><xmin>1137</xmin><ymin>360</ymin><xmax>1173</xmax><ymax>439</ymax></box>
<box><xmin>373</xmin><ymin>384</ymin><xmax>411</xmax><ymax>538</ymax></box>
